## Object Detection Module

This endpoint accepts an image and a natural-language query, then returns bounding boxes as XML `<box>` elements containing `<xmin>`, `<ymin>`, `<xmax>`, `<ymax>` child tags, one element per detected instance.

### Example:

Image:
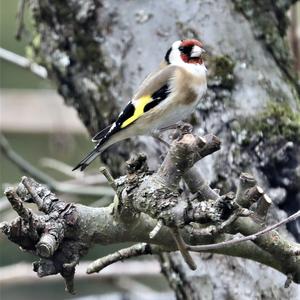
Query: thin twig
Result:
<box><xmin>149</xmin><ymin>219</ymin><xmax>163</xmax><ymax>239</ymax></box>
<box><xmin>22</xmin><ymin>176</ymin><xmax>43</xmax><ymax>209</ymax></box>
<box><xmin>188</xmin><ymin>210</ymin><xmax>300</xmax><ymax>252</ymax></box>
<box><xmin>87</xmin><ymin>243</ymin><xmax>160</xmax><ymax>274</ymax></box>
<box><xmin>99</xmin><ymin>166</ymin><xmax>117</xmax><ymax>191</ymax></box>
<box><xmin>4</xmin><ymin>187</ymin><xmax>31</xmax><ymax>221</ymax></box>
<box><xmin>170</xmin><ymin>227</ymin><xmax>197</xmax><ymax>270</ymax></box>
<box><xmin>187</xmin><ymin>207</ymin><xmax>252</xmax><ymax>237</ymax></box>
<box><xmin>151</xmin><ymin>132</ymin><xmax>170</xmax><ymax>147</ymax></box>
<box><xmin>15</xmin><ymin>0</ymin><xmax>26</xmax><ymax>40</ymax></box>
<box><xmin>0</xmin><ymin>47</ymin><xmax>47</xmax><ymax>79</ymax></box>
<box><xmin>0</xmin><ymin>134</ymin><xmax>114</xmax><ymax>197</ymax></box>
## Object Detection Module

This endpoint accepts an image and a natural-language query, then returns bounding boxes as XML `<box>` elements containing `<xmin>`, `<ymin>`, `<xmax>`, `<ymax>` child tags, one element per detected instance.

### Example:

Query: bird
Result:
<box><xmin>73</xmin><ymin>39</ymin><xmax>207</xmax><ymax>171</ymax></box>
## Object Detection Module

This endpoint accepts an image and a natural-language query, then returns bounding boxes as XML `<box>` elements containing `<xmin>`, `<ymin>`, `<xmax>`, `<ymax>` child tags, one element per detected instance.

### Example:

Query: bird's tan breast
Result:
<box><xmin>173</xmin><ymin>67</ymin><xmax>207</xmax><ymax>105</ymax></box>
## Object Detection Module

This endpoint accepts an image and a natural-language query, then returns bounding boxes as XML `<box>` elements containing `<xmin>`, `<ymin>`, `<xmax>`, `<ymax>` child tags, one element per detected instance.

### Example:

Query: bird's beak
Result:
<box><xmin>190</xmin><ymin>45</ymin><xmax>205</xmax><ymax>58</ymax></box>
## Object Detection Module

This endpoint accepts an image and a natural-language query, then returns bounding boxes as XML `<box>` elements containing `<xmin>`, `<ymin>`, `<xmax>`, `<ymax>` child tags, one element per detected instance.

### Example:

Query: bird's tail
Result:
<box><xmin>72</xmin><ymin>148</ymin><xmax>100</xmax><ymax>171</ymax></box>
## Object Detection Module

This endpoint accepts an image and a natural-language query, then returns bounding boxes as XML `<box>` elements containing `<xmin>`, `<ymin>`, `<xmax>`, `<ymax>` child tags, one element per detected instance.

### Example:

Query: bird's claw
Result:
<box><xmin>172</xmin><ymin>122</ymin><xmax>194</xmax><ymax>140</ymax></box>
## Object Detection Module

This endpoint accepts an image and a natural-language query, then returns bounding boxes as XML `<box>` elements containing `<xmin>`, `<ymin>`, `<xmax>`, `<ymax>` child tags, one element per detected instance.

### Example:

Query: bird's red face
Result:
<box><xmin>165</xmin><ymin>39</ymin><xmax>206</xmax><ymax>66</ymax></box>
<box><xmin>178</xmin><ymin>39</ymin><xmax>205</xmax><ymax>64</ymax></box>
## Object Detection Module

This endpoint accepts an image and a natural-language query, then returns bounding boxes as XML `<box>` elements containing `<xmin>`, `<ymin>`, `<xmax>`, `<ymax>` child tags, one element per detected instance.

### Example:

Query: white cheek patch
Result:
<box><xmin>169</xmin><ymin>49</ymin><xmax>181</xmax><ymax>64</ymax></box>
<box><xmin>169</xmin><ymin>41</ymin><xmax>184</xmax><ymax>65</ymax></box>
<box><xmin>172</xmin><ymin>40</ymin><xmax>182</xmax><ymax>49</ymax></box>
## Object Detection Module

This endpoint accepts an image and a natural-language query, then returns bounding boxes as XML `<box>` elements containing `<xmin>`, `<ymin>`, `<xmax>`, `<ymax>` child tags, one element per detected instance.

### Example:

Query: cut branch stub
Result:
<box><xmin>36</xmin><ymin>221</ymin><xmax>64</xmax><ymax>258</ymax></box>
<box><xmin>158</xmin><ymin>133</ymin><xmax>221</xmax><ymax>188</ymax></box>
<box><xmin>255</xmin><ymin>194</ymin><xmax>272</xmax><ymax>220</ymax></box>
<box><xmin>235</xmin><ymin>173</ymin><xmax>257</xmax><ymax>207</ymax></box>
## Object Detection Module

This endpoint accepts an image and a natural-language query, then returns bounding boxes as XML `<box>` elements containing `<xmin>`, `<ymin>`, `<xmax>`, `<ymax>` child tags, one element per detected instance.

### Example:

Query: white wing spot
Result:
<box><xmin>109</xmin><ymin>123</ymin><xmax>116</xmax><ymax>133</ymax></box>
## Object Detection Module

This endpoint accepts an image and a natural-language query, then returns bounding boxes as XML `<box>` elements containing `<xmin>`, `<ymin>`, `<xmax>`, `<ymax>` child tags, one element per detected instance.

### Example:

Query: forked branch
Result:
<box><xmin>1</xmin><ymin>132</ymin><xmax>299</xmax><ymax>293</ymax></box>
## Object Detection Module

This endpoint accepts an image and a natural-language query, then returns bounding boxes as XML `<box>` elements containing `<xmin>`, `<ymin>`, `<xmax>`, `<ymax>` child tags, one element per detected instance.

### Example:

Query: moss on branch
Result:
<box><xmin>208</xmin><ymin>55</ymin><xmax>235</xmax><ymax>90</ymax></box>
<box><xmin>241</xmin><ymin>102</ymin><xmax>300</xmax><ymax>145</ymax></box>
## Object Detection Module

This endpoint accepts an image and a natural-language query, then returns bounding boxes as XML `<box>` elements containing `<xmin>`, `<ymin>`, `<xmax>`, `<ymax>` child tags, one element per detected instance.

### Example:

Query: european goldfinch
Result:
<box><xmin>73</xmin><ymin>39</ymin><xmax>207</xmax><ymax>171</ymax></box>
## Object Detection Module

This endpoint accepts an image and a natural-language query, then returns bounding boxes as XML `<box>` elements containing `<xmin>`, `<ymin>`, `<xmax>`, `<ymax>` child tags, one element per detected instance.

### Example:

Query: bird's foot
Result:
<box><xmin>153</xmin><ymin>122</ymin><xmax>193</xmax><ymax>145</ymax></box>
<box><xmin>159</xmin><ymin>124</ymin><xmax>180</xmax><ymax>132</ymax></box>
<box><xmin>151</xmin><ymin>131</ymin><xmax>170</xmax><ymax>147</ymax></box>
<box><xmin>172</xmin><ymin>122</ymin><xmax>194</xmax><ymax>140</ymax></box>
<box><xmin>177</xmin><ymin>121</ymin><xmax>193</xmax><ymax>133</ymax></box>
<box><xmin>160</xmin><ymin>121</ymin><xmax>193</xmax><ymax>132</ymax></box>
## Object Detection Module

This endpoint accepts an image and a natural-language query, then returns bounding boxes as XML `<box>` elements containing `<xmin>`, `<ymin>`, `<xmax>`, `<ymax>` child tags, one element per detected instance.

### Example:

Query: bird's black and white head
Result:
<box><xmin>165</xmin><ymin>39</ymin><xmax>206</xmax><ymax>66</ymax></box>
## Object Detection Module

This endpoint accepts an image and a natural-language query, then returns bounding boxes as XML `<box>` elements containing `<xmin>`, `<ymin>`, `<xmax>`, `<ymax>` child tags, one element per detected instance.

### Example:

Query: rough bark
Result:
<box><xmin>2</xmin><ymin>133</ymin><xmax>300</xmax><ymax>297</ymax></box>
<box><xmin>5</xmin><ymin>0</ymin><xmax>300</xmax><ymax>299</ymax></box>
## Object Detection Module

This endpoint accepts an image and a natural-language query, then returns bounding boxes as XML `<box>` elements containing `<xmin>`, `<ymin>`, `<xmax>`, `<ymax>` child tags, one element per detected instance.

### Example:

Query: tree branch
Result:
<box><xmin>15</xmin><ymin>0</ymin><xmax>26</xmax><ymax>40</ymax></box>
<box><xmin>0</xmin><ymin>47</ymin><xmax>47</xmax><ymax>79</ymax></box>
<box><xmin>0</xmin><ymin>134</ymin><xmax>114</xmax><ymax>198</ymax></box>
<box><xmin>87</xmin><ymin>243</ymin><xmax>162</xmax><ymax>274</ymax></box>
<box><xmin>1</xmin><ymin>133</ymin><xmax>300</xmax><ymax>293</ymax></box>
<box><xmin>188</xmin><ymin>210</ymin><xmax>300</xmax><ymax>252</ymax></box>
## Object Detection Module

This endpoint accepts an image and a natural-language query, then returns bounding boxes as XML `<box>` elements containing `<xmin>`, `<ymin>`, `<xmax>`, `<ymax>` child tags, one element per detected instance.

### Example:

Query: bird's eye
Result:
<box><xmin>179</xmin><ymin>46</ymin><xmax>184</xmax><ymax>51</ymax></box>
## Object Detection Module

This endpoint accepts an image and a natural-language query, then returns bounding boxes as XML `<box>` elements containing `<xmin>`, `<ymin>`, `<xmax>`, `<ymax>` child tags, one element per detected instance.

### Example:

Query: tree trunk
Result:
<box><xmin>27</xmin><ymin>0</ymin><xmax>300</xmax><ymax>299</ymax></box>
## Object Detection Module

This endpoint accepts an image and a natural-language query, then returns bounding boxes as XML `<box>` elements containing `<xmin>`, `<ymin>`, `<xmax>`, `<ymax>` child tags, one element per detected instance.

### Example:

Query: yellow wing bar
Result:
<box><xmin>121</xmin><ymin>95</ymin><xmax>152</xmax><ymax>128</ymax></box>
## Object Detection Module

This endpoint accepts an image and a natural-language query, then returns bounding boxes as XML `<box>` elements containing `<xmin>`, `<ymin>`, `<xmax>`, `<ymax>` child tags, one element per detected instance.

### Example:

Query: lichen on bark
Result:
<box><xmin>240</xmin><ymin>102</ymin><xmax>300</xmax><ymax>144</ymax></box>
<box><xmin>233</xmin><ymin>0</ymin><xmax>300</xmax><ymax>97</ymax></box>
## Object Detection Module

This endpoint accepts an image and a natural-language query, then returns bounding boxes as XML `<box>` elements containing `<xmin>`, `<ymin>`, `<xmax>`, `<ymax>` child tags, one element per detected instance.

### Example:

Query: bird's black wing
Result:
<box><xmin>92</xmin><ymin>125</ymin><xmax>111</xmax><ymax>142</ymax></box>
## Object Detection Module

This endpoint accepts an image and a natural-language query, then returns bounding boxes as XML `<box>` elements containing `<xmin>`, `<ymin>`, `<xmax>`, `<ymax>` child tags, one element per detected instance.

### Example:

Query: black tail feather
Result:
<box><xmin>72</xmin><ymin>148</ymin><xmax>100</xmax><ymax>171</ymax></box>
<box><xmin>92</xmin><ymin>125</ymin><xmax>111</xmax><ymax>142</ymax></box>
